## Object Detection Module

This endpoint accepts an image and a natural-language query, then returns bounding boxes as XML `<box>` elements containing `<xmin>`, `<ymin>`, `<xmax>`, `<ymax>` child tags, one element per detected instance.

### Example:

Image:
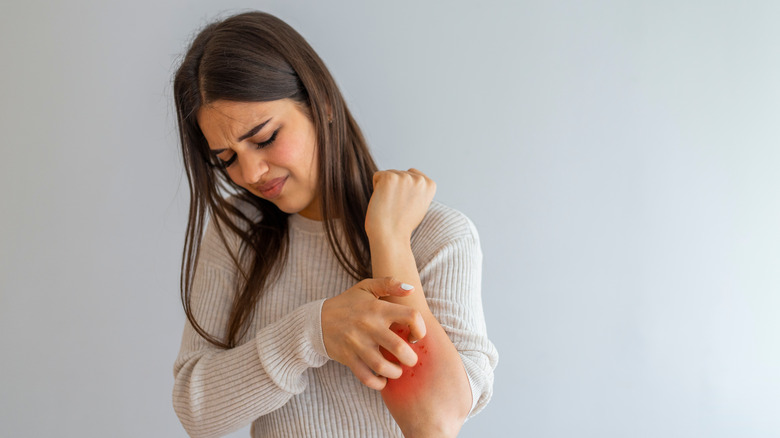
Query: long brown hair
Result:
<box><xmin>174</xmin><ymin>11</ymin><xmax>377</xmax><ymax>348</ymax></box>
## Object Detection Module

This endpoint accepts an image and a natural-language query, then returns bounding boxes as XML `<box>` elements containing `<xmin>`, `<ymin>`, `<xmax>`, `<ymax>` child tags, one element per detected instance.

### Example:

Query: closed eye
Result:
<box><xmin>257</xmin><ymin>128</ymin><xmax>279</xmax><ymax>149</ymax></box>
<box><xmin>216</xmin><ymin>152</ymin><xmax>237</xmax><ymax>168</ymax></box>
<box><xmin>215</xmin><ymin>128</ymin><xmax>280</xmax><ymax>169</ymax></box>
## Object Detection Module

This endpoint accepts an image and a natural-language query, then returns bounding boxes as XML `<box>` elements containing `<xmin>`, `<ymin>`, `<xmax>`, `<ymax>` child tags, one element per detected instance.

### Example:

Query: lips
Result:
<box><xmin>254</xmin><ymin>176</ymin><xmax>288</xmax><ymax>199</ymax></box>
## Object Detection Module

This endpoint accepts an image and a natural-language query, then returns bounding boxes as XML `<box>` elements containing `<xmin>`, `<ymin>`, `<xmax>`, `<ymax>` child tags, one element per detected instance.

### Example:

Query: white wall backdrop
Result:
<box><xmin>1</xmin><ymin>0</ymin><xmax>778</xmax><ymax>437</ymax></box>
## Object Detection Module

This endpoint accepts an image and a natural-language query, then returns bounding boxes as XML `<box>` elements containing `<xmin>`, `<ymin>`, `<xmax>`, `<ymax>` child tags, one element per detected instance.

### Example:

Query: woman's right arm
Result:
<box><xmin>173</xmin><ymin>295</ymin><xmax>328</xmax><ymax>438</ymax></box>
<box><xmin>172</xmin><ymin>218</ymin><xmax>331</xmax><ymax>438</ymax></box>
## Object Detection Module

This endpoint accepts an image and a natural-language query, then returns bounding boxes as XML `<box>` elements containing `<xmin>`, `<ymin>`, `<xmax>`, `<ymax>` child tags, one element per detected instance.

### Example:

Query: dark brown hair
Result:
<box><xmin>174</xmin><ymin>11</ymin><xmax>377</xmax><ymax>348</ymax></box>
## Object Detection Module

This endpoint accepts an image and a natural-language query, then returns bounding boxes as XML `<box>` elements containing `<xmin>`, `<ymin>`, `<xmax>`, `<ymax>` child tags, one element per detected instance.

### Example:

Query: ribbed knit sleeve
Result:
<box><xmin>172</xmin><ymin>217</ymin><xmax>330</xmax><ymax>438</ymax></box>
<box><xmin>413</xmin><ymin>203</ymin><xmax>499</xmax><ymax>418</ymax></box>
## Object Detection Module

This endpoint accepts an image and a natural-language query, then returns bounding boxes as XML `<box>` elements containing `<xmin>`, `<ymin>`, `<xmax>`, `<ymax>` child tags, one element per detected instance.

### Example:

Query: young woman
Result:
<box><xmin>172</xmin><ymin>11</ymin><xmax>498</xmax><ymax>438</ymax></box>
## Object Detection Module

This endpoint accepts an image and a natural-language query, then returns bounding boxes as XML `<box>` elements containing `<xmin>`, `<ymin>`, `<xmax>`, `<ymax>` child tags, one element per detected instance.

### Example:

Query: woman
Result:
<box><xmin>172</xmin><ymin>11</ymin><xmax>498</xmax><ymax>438</ymax></box>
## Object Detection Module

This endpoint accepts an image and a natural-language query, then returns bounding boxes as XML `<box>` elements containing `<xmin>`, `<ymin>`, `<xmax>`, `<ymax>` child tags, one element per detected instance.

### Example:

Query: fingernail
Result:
<box><xmin>400</xmin><ymin>283</ymin><xmax>414</xmax><ymax>291</ymax></box>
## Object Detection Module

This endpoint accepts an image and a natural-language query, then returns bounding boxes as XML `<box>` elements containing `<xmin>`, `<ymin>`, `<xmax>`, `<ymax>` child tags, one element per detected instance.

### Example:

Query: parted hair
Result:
<box><xmin>174</xmin><ymin>11</ymin><xmax>378</xmax><ymax>348</ymax></box>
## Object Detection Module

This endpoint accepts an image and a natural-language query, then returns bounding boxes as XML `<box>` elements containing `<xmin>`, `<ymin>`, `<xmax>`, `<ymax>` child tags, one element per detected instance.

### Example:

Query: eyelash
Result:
<box><xmin>218</xmin><ymin>129</ymin><xmax>279</xmax><ymax>168</ymax></box>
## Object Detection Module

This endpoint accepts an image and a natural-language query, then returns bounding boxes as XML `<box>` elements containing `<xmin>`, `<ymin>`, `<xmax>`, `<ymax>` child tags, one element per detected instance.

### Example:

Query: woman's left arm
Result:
<box><xmin>366</xmin><ymin>169</ymin><xmax>494</xmax><ymax>437</ymax></box>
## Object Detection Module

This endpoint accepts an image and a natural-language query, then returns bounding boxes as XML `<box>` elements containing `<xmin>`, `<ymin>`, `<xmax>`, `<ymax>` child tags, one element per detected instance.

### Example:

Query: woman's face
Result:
<box><xmin>197</xmin><ymin>98</ymin><xmax>321</xmax><ymax>220</ymax></box>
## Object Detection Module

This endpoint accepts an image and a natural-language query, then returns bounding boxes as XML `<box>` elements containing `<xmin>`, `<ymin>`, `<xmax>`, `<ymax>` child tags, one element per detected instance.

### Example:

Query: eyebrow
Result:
<box><xmin>209</xmin><ymin>119</ymin><xmax>272</xmax><ymax>155</ymax></box>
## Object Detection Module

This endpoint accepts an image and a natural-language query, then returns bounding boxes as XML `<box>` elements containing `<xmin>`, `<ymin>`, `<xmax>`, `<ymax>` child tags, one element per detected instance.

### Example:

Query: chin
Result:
<box><xmin>271</xmin><ymin>200</ymin><xmax>303</xmax><ymax>215</ymax></box>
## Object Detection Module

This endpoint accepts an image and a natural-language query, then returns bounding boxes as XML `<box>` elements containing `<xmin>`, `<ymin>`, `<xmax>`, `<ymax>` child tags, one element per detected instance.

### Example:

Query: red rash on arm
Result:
<box><xmin>380</xmin><ymin>324</ymin><xmax>437</xmax><ymax>403</ymax></box>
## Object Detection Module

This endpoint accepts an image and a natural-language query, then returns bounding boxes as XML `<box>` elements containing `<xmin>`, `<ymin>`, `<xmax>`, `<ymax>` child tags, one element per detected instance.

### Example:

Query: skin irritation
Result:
<box><xmin>380</xmin><ymin>323</ymin><xmax>437</xmax><ymax>402</ymax></box>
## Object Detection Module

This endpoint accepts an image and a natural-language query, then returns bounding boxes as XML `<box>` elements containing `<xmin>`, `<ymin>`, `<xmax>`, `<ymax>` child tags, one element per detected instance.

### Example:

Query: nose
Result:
<box><xmin>237</xmin><ymin>149</ymin><xmax>269</xmax><ymax>186</ymax></box>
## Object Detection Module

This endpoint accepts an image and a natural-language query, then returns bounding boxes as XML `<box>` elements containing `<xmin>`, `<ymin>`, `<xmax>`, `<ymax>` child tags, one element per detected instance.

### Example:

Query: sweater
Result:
<box><xmin>172</xmin><ymin>201</ymin><xmax>499</xmax><ymax>438</ymax></box>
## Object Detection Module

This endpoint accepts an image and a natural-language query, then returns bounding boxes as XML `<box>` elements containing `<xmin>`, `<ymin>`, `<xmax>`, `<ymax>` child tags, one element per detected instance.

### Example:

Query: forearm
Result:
<box><xmin>174</xmin><ymin>338</ymin><xmax>285</xmax><ymax>438</ymax></box>
<box><xmin>371</xmin><ymin>236</ymin><xmax>472</xmax><ymax>437</ymax></box>
<box><xmin>173</xmin><ymin>300</ymin><xmax>329</xmax><ymax>437</ymax></box>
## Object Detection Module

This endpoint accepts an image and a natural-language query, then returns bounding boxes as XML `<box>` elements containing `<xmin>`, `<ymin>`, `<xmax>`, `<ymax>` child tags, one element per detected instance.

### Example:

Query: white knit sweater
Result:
<box><xmin>172</xmin><ymin>201</ymin><xmax>498</xmax><ymax>438</ymax></box>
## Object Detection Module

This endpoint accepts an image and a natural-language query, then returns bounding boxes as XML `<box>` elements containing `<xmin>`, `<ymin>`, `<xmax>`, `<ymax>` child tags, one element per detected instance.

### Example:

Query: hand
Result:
<box><xmin>321</xmin><ymin>277</ymin><xmax>427</xmax><ymax>390</ymax></box>
<box><xmin>365</xmin><ymin>168</ymin><xmax>436</xmax><ymax>242</ymax></box>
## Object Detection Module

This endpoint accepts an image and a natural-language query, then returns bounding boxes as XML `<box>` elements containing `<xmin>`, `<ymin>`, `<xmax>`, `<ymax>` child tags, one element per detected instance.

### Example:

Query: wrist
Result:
<box><xmin>366</xmin><ymin>226</ymin><xmax>411</xmax><ymax>247</ymax></box>
<box><xmin>368</xmin><ymin>232</ymin><xmax>412</xmax><ymax>258</ymax></box>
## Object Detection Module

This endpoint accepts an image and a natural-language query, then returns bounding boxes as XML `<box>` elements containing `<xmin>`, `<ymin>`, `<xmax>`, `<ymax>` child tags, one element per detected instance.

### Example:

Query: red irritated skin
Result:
<box><xmin>380</xmin><ymin>323</ymin><xmax>436</xmax><ymax>403</ymax></box>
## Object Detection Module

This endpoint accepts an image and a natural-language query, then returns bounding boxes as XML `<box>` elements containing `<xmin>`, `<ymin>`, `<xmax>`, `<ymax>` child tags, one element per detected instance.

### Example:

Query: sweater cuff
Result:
<box><xmin>255</xmin><ymin>299</ymin><xmax>330</xmax><ymax>394</ymax></box>
<box><xmin>307</xmin><ymin>298</ymin><xmax>330</xmax><ymax>359</ymax></box>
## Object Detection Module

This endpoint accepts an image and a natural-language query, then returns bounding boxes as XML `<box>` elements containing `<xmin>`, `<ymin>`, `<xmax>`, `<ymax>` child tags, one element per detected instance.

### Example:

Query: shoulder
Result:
<box><xmin>410</xmin><ymin>201</ymin><xmax>480</xmax><ymax>264</ymax></box>
<box><xmin>414</xmin><ymin>200</ymin><xmax>479</xmax><ymax>243</ymax></box>
<box><xmin>200</xmin><ymin>195</ymin><xmax>263</xmax><ymax>265</ymax></box>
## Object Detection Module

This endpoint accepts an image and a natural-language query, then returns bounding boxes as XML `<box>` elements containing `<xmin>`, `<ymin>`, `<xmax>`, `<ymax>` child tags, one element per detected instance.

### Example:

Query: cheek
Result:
<box><xmin>270</xmin><ymin>144</ymin><xmax>298</xmax><ymax>167</ymax></box>
<box><xmin>277</xmin><ymin>136</ymin><xmax>317</xmax><ymax>181</ymax></box>
<box><xmin>225</xmin><ymin>168</ymin><xmax>244</xmax><ymax>186</ymax></box>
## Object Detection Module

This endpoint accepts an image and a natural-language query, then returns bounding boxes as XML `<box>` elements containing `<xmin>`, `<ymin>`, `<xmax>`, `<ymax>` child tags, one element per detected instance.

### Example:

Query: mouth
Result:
<box><xmin>254</xmin><ymin>176</ymin><xmax>288</xmax><ymax>199</ymax></box>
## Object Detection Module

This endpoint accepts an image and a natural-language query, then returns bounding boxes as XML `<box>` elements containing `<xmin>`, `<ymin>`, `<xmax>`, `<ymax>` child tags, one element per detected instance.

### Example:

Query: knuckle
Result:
<box><xmin>354</xmin><ymin>314</ymin><xmax>372</xmax><ymax>330</ymax></box>
<box><xmin>358</xmin><ymin>372</ymin><xmax>375</xmax><ymax>387</ymax></box>
<box><xmin>373</xmin><ymin>363</ymin><xmax>395</xmax><ymax>379</ymax></box>
<box><xmin>343</xmin><ymin>331</ymin><xmax>361</xmax><ymax>348</ymax></box>
<box><xmin>357</xmin><ymin>278</ymin><xmax>372</xmax><ymax>288</ymax></box>
<box><xmin>389</xmin><ymin>338</ymin><xmax>407</xmax><ymax>354</ymax></box>
<box><xmin>365</xmin><ymin>300</ymin><xmax>382</xmax><ymax>313</ymax></box>
<box><xmin>376</xmin><ymin>300</ymin><xmax>391</xmax><ymax>312</ymax></box>
<box><xmin>367</xmin><ymin>357</ymin><xmax>384</xmax><ymax>371</ymax></box>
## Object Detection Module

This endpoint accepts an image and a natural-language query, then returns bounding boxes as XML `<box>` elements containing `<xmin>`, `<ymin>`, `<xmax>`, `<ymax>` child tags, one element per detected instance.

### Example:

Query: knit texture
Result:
<box><xmin>173</xmin><ymin>201</ymin><xmax>498</xmax><ymax>438</ymax></box>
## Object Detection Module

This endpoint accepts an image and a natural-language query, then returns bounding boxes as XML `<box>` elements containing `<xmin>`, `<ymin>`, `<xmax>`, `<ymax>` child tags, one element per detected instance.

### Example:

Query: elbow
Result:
<box><xmin>402</xmin><ymin>412</ymin><xmax>467</xmax><ymax>438</ymax></box>
<box><xmin>459</xmin><ymin>346</ymin><xmax>498</xmax><ymax>418</ymax></box>
<box><xmin>173</xmin><ymin>401</ymin><xmax>222</xmax><ymax>438</ymax></box>
<box><xmin>172</xmin><ymin>373</ymin><xmax>219</xmax><ymax>438</ymax></box>
<box><xmin>172</xmin><ymin>394</ymin><xmax>206</xmax><ymax>438</ymax></box>
<box><xmin>435</xmin><ymin>409</ymin><xmax>470</xmax><ymax>438</ymax></box>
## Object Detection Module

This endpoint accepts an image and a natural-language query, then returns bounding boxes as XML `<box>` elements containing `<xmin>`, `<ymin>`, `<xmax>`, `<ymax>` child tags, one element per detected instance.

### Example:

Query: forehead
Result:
<box><xmin>197</xmin><ymin>99</ymin><xmax>289</xmax><ymax>149</ymax></box>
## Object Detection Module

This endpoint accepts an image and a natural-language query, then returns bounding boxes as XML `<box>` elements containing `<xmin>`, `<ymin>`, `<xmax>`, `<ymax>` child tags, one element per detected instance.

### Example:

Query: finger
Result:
<box><xmin>384</xmin><ymin>304</ymin><xmax>426</xmax><ymax>344</ymax></box>
<box><xmin>407</xmin><ymin>168</ymin><xmax>431</xmax><ymax>184</ymax></box>
<box><xmin>347</xmin><ymin>358</ymin><xmax>388</xmax><ymax>391</ymax></box>
<box><xmin>356</xmin><ymin>347</ymin><xmax>404</xmax><ymax>380</ymax></box>
<box><xmin>372</xmin><ymin>170</ymin><xmax>389</xmax><ymax>188</ymax></box>
<box><xmin>407</xmin><ymin>318</ymin><xmax>426</xmax><ymax>345</ymax></box>
<box><xmin>358</xmin><ymin>277</ymin><xmax>414</xmax><ymax>299</ymax></box>
<box><xmin>382</xmin><ymin>302</ymin><xmax>426</xmax><ymax>341</ymax></box>
<box><xmin>377</xmin><ymin>329</ymin><xmax>418</xmax><ymax>367</ymax></box>
<box><xmin>407</xmin><ymin>168</ymin><xmax>436</xmax><ymax>190</ymax></box>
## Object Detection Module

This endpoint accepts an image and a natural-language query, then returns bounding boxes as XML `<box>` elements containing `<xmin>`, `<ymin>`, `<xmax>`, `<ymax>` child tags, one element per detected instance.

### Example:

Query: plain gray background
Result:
<box><xmin>1</xmin><ymin>0</ymin><xmax>778</xmax><ymax>437</ymax></box>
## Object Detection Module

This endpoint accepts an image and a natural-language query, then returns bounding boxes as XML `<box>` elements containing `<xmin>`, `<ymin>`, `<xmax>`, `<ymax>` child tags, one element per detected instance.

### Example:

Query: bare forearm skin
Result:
<box><xmin>371</xmin><ymin>236</ymin><xmax>472</xmax><ymax>437</ymax></box>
